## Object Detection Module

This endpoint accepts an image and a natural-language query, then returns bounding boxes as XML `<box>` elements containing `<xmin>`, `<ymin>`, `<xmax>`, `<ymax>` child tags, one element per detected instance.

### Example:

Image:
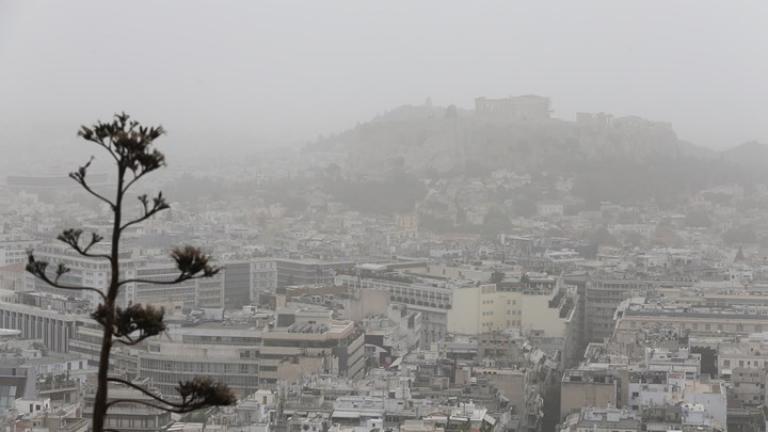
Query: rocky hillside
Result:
<box><xmin>306</xmin><ymin>97</ymin><xmax>762</xmax><ymax>206</ymax></box>
<box><xmin>308</xmin><ymin>98</ymin><xmax>711</xmax><ymax>177</ymax></box>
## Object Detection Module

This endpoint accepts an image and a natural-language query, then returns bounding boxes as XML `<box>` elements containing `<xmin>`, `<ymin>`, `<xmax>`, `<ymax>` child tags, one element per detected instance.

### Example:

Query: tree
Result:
<box><xmin>25</xmin><ymin>113</ymin><xmax>236</xmax><ymax>432</ymax></box>
<box><xmin>684</xmin><ymin>209</ymin><xmax>712</xmax><ymax>228</ymax></box>
<box><xmin>723</xmin><ymin>224</ymin><xmax>757</xmax><ymax>245</ymax></box>
<box><xmin>481</xmin><ymin>206</ymin><xmax>511</xmax><ymax>237</ymax></box>
<box><xmin>489</xmin><ymin>270</ymin><xmax>505</xmax><ymax>286</ymax></box>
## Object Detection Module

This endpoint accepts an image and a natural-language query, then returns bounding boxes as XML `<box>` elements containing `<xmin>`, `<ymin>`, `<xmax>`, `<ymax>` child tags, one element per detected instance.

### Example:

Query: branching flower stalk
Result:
<box><xmin>26</xmin><ymin>113</ymin><xmax>235</xmax><ymax>432</ymax></box>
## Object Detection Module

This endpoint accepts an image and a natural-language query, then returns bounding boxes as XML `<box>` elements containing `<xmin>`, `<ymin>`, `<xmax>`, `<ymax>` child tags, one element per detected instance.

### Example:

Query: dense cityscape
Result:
<box><xmin>2</xmin><ymin>94</ymin><xmax>768</xmax><ymax>432</ymax></box>
<box><xmin>4</xmin><ymin>2</ymin><xmax>768</xmax><ymax>432</ymax></box>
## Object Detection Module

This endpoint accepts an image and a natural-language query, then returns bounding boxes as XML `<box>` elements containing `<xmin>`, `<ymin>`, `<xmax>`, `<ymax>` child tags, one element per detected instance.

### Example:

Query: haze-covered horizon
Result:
<box><xmin>2</xmin><ymin>0</ymin><xmax>767</xmax><ymax>171</ymax></box>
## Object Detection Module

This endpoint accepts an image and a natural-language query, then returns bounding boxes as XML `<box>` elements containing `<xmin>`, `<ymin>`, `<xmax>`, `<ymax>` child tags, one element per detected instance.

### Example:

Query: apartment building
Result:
<box><xmin>624</xmin><ymin>368</ymin><xmax>727</xmax><ymax>429</ymax></box>
<box><xmin>644</xmin><ymin>347</ymin><xmax>701</xmax><ymax>379</ymax></box>
<box><xmin>614</xmin><ymin>302</ymin><xmax>768</xmax><ymax>344</ymax></box>
<box><xmin>216</xmin><ymin>259</ymin><xmax>278</xmax><ymax>309</ymax></box>
<box><xmin>336</xmin><ymin>273</ymin><xmax>451</xmax><ymax>347</ymax></box>
<box><xmin>559</xmin><ymin>407</ymin><xmax>640</xmax><ymax>432</ymax></box>
<box><xmin>717</xmin><ymin>333</ymin><xmax>768</xmax><ymax>374</ymax></box>
<box><xmin>251</xmin><ymin>258</ymin><xmax>278</xmax><ymax>300</ymax></box>
<box><xmin>124</xmin><ymin>259</ymin><xmax>225</xmax><ymax>310</ymax></box>
<box><xmin>22</xmin><ymin>243</ymin><xmax>116</xmax><ymax>304</ymax></box>
<box><xmin>560</xmin><ymin>366</ymin><xmax>627</xmax><ymax>419</ymax></box>
<box><xmin>730</xmin><ymin>368</ymin><xmax>766</xmax><ymax>408</ymax></box>
<box><xmin>0</xmin><ymin>236</ymin><xmax>40</xmax><ymax>266</ymax></box>
<box><xmin>447</xmin><ymin>284</ymin><xmax>522</xmax><ymax>335</ymax></box>
<box><xmin>276</xmin><ymin>258</ymin><xmax>353</xmax><ymax>288</ymax></box>
<box><xmin>138</xmin><ymin>328</ymin><xmax>262</xmax><ymax>397</ymax></box>
<box><xmin>0</xmin><ymin>301</ymin><xmax>81</xmax><ymax>353</ymax></box>
<box><xmin>83</xmin><ymin>382</ymin><xmax>172</xmax><ymax>432</ymax></box>
<box><xmin>264</xmin><ymin>308</ymin><xmax>365</xmax><ymax>380</ymax></box>
<box><xmin>135</xmin><ymin>308</ymin><xmax>363</xmax><ymax>398</ymax></box>
<box><xmin>585</xmin><ymin>275</ymin><xmax>654</xmax><ymax>343</ymax></box>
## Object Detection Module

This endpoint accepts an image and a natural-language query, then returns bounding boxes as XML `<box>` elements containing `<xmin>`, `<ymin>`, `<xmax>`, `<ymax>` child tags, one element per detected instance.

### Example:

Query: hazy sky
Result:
<box><xmin>1</xmin><ymin>1</ymin><xmax>767</xmax><ymax>168</ymax></box>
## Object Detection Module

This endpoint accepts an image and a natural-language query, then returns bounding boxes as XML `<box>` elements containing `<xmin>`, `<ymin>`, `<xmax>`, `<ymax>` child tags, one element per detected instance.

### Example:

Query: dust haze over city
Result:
<box><xmin>2</xmin><ymin>2</ymin><xmax>768</xmax><ymax>432</ymax></box>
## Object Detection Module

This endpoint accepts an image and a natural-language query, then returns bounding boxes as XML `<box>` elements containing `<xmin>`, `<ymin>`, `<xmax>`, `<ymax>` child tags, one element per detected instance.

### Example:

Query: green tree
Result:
<box><xmin>26</xmin><ymin>114</ymin><xmax>236</xmax><ymax>432</ymax></box>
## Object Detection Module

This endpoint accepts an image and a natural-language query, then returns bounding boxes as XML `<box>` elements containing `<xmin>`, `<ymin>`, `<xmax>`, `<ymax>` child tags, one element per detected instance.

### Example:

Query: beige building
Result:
<box><xmin>336</xmin><ymin>273</ymin><xmax>452</xmax><ymax>347</ymax></box>
<box><xmin>409</xmin><ymin>263</ymin><xmax>511</xmax><ymax>283</ymax></box>
<box><xmin>342</xmin><ymin>288</ymin><xmax>391</xmax><ymax>322</ymax></box>
<box><xmin>520</xmin><ymin>290</ymin><xmax>573</xmax><ymax>338</ymax></box>
<box><xmin>70</xmin><ymin>308</ymin><xmax>369</xmax><ymax>398</ymax></box>
<box><xmin>561</xmin><ymin>366</ymin><xmax>627</xmax><ymax>420</ymax></box>
<box><xmin>447</xmin><ymin>284</ymin><xmax>521</xmax><ymax>335</ymax></box>
<box><xmin>468</xmin><ymin>366</ymin><xmax>526</xmax><ymax>415</ymax></box>
<box><xmin>614</xmin><ymin>302</ymin><xmax>768</xmax><ymax>345</ymax></box>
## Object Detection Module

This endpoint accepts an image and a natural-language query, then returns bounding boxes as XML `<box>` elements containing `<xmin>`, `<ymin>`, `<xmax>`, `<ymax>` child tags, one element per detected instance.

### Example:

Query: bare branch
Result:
<box><xmin>106</xmin><ymin>378</ymin><xmax>184</xmax><ymax>408</ymax></box>
<box><xmin>114</xmin><ymin>335</ymin><xmax>153</xmax><ymax>346</ymax></box>
<box><xmin>25</xmin><ymin>253</ymin><xmax>106</xmax><ymax>301</ymax></box>
<box><xmin>78</xmin><ymin>126</ymin><xmax>119</xmax><ymax>163</ymax></box>
<box><xmin>118</xmin><ymin>274</ymin><xmax>190</xmax><ymax>287</ymax></box>
<box><xmin>106</xmin><ymin>377</ymin><xmax>236</xmax><ymax>413</ymax></box>
<box><xmin>120</xmin><ymin>192</ymin><xmax>170</xmax><ymax>232</ymax></box>
<box><xmin>105</xmin><ymin>397</ymin><xmax>222</xmax><ymax>414</ymax></box>
<box><xmin>69</xmin><ymin>157</ymin><xmax>116</xmax><ymax>209</ymax></box>
<box><xmin>57</xmin><ymin>228</ymin><xmax>110</xmax><ymax>260</ymax></box>
<box><xmin>122</xmin><ymin>171</ymin><xmax>148</xmax><ymax>194</ymax></box>
<box><xmin>117</xmin><ymin>272</ymin><xmax>221</xmax><ymax>288</ymax></box>
<box><xmin>105</xmin><ymin>398</ymin><xmax>174</xmax><ymax>412</ymax></box>
<box><xmin>118</xmin><ymin>246</ymin><xmax>221</xmax><ymax>287</ymax></box>
<box><xmin>105</xmin><ymin>378</ymin><xmax>235</xmax><ymax>415</ymax></box>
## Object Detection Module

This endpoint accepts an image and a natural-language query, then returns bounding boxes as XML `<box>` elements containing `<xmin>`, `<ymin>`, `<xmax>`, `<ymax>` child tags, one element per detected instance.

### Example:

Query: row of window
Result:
<box><xmin>140</xmin><ymin>359</ymin><xmax>260</xmax><ymax>374</ymax></box>
<box><xmin>628</xmin><ymin>320</ymin><xmax>764</xmax><ymax>333</ymax></box>
<box><xmin>723</xmin><ymin>359</ymin><xmax>768</xmax><ymax>369</ymax></box>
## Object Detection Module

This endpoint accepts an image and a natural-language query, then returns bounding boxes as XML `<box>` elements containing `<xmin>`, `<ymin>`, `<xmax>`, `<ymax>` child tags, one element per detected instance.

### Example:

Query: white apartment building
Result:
<box><xmin>0</xmin><ymin>236</ymin><xmax>40</xmax><ymax>266</ymax></box>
